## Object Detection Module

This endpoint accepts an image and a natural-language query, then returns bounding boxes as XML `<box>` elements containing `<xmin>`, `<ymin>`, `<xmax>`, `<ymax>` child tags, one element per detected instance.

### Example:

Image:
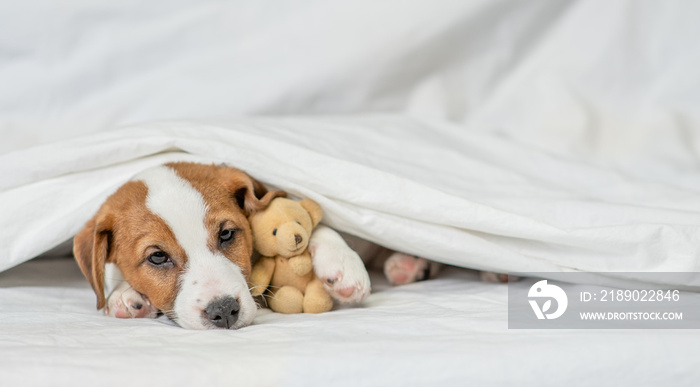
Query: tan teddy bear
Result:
<box><xmin>248</xmin><ymin>197</ymin><xmax>333</xmax><ymax>314</ymax></box>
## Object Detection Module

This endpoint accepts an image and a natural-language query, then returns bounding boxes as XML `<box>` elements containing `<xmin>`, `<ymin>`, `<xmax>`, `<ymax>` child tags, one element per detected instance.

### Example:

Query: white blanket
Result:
<box><xmin>3</xmin><ymin>117</ymin><xmax>700</xmax><ymax>286</ymax></box>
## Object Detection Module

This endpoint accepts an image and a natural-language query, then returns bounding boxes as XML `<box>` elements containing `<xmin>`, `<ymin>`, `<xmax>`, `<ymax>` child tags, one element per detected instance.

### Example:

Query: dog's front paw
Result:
<box><xmin>310</xmin><ymin>226</ymin><xmax>371</xmax><ymax>304</ymax></box>
<box><xmin>104</xmin><ymin>282</ymin><xmax>160</xmax><ymax>319</ymax></box>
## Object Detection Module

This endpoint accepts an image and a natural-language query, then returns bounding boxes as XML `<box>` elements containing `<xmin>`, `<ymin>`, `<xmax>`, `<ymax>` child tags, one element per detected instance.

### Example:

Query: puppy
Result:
<box><xmin>74</xmin><ymin>162</ymin><xmax>370</xmax><ymax>329</ymax></box>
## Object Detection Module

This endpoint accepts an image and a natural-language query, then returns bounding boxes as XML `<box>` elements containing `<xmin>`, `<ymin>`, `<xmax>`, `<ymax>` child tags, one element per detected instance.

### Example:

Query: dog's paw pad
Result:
<box><xmin>322</xmin><ymin>272</ymin><xmax>342</xmax><ymax>286</ymax></box>
<box><xmin>336</xmin><ymin>286</ymin><xmax>357</xmax><ymax>299</ymax></box>
<box><xmin>480</xmin><ymin>271</ymin><xmax>520</xmax><ymax>283</ymax></box>
<box><xmin>321</xmin><ymin>272</ymin><xmax>369</xmax><ymax>304</ymax></box>
<box><xmin>339</xmin><ymin>282</ymin><xmax>370</xmax><ymax>304</ymax></box>
<box><xmin>384</xmin><ymin>253</ymin><xmax>430</xmax><ymax>286</ymax></box>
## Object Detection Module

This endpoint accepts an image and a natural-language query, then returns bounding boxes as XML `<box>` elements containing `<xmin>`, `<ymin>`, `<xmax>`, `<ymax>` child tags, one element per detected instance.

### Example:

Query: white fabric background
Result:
<box><xmin>3</xmin><ymin>0</ymin><xmax>700</xmax><ymax>178</ymax></box>
<box><xmin>2</xmin><ymin>0</ymin><xmax>700</xmax><ymax>385</ymax></box>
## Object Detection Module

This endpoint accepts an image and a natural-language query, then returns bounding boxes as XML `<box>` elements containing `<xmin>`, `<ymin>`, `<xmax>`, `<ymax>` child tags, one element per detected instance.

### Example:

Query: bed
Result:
<box><xmin>2</xmin><ymin>1</ymin><xmax>700</xmax><ymax>385</ymax></box>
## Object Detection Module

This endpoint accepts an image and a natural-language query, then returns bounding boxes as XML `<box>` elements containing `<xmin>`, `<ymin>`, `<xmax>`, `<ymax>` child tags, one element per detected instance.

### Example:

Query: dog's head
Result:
<box><xmin>73</xmin><ymin>162</ymin><xmax>285</xmax><ymax>329</ymax></box>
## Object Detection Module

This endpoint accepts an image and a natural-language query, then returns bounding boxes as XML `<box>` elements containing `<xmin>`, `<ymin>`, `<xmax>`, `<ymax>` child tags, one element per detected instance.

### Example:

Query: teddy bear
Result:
<box><xmin>248</xmin><ymin>197</ymin><xmax>333</xmax><ymax>314</ymax></box>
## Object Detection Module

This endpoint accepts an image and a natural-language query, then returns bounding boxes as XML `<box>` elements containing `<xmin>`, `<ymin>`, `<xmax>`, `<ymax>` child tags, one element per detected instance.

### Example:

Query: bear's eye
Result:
<box><xmin>296</xmin><ymin>221</ymin><xmax>301</xmax><ymax>225</ymax></box>
<box><xmin>272</xmin><ymin>229</ymin><xmax>277</xmax><ymax>236</ymax></box>
<box><xmin>219</xmin><ymin>228</ymin><xmax>239</xmax><ymax>248</ymax></box>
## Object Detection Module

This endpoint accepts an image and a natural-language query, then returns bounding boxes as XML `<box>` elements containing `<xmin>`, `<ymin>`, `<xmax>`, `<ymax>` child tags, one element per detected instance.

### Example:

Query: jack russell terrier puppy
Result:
<box><xmin>73</xmin><ymin>162</ymin><xmax>373</xmax><ymax>329</ymax></box>
<box><xmin>74</xmin><ymin>162</ymin><xmax>508</xmax><ymax>329</ymax></box>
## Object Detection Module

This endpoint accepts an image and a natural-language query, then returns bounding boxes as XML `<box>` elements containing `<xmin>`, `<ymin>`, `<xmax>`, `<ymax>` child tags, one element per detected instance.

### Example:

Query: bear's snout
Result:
<box><xmin>275</xmin><ymin>222</ymin><xmax>309</xmax><ymax>257</ymax></box>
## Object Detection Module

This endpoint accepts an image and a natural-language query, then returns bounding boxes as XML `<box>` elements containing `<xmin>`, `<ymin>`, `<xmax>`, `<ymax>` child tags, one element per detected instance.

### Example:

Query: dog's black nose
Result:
<box><xmin>205</xmin><ymin>297</ymin><xmax>239</xmax><ymax>329</ymax></box>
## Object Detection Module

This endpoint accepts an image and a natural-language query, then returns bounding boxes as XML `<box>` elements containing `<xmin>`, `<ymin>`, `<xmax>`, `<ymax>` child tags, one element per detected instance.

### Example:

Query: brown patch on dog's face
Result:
<box><xmin>73</xmin><ymin>180</ymin><xmax>185</xmax><ymax>312</ymax></box>
<box><xmin>73</xmin><ymin>163</ymin><xmax>286</xmax><ymax>316</ymax></box>
<box><xmin>106</xmin><ymin>180</ymin><xmax>184</xmax><ymax>312</ymax></box>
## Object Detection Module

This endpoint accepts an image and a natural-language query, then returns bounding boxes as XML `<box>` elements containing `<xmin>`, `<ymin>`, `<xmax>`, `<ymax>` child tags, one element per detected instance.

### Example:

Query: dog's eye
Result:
<box><xmin>147</xmin><ymin>251</ymin><xmax>170</xmax><ymax>266</ymax></box>
<box><xmin>219</xmin><ymin>228</ymin><xmax>238</xmax><ymax>247</ymax></box>
<box><xmin>272</xmin><ymin>229</ymin><xmax>277</xmax><ymax>236</ymax></box>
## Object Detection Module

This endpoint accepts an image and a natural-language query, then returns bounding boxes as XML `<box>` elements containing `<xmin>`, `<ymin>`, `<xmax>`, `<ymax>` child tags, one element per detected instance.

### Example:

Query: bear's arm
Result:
<box><xmin>288</xmin><ymin>251</ymin><xmax>313</xmax><ymax>276</ymax></box>
<box><xmin>249</xmin><ymin>256</ymin><xmax>276</xmax><ymax>296</ymax></box>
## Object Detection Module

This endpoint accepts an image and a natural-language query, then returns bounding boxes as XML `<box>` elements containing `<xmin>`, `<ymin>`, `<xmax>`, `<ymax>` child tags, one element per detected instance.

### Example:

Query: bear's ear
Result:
<box><xmin>299</xmin><ymin>199</ymin><xmax>323</xmax><ymax>228</ymax></box>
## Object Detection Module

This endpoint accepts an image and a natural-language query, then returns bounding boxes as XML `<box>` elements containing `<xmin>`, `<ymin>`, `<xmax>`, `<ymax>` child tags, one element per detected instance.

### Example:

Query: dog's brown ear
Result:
<box><xmin>73</xmin><ymin>210</ymin><xmax>113</xmax><ymax>310</ymax></box>
<box><xmin>220</xmin><ymin>167</ymin><xmax>286</xmax><ymax>215</ymax></box>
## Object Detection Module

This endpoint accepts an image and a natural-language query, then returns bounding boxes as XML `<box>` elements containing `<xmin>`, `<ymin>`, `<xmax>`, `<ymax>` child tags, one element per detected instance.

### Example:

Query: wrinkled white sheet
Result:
<box><xmin>3</xmin><ymin>118</ymin><xmax>700</xmax><ymax>286</ymax></box>
<box><xmin>2</xmin><ymin>0</ymin><xmax>700</xmax><ymax>385</ymax></box>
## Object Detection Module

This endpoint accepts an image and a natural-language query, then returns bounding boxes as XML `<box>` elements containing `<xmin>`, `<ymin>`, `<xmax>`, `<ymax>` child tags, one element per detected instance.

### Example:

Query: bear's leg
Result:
<box><xmin>302</xmin><ymin>278</ymin><xmax>334</xmax><ymax>313</ymax></box>
<box><xmin>268</xmin><ymin>286</ymin><xmax>304</xmax><ymax>314</ymax></box>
